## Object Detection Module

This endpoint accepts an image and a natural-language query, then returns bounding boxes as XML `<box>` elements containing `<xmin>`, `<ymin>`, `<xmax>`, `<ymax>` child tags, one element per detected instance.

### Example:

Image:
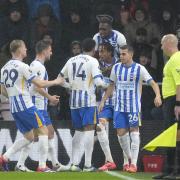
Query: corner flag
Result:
<box><xmin>143</xmin><ymin>123</ymin><xmax>177</xmax><ymax>151</ymax></box>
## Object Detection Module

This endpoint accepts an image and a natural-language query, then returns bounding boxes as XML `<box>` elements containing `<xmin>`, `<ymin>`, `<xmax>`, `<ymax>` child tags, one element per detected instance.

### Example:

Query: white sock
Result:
<box><xmin>118</xmin><ymin>133</ymin><xmax>131</xmax><ymax>160</ymax></box>
<box><xmin>105</xmin><ymin>121</ymin><xmax>109</xmax><ymax>136</ymax></box>
<box><xmin>84</xmin><ymin>130</ymin><xmax>95</xmax><ymax>167</ymax></box>
<box><xmin>48</xmin><ymin>138</ymin><xmax>59</xmax><ymax>167</ymax></box>
<box><xmin>17</xmin><ymin>144</ymin><xmax>31</xmax><ymax>167</ymax></box>
<box><xmin>38</xmin><ymin>135</ymin><xmax>48</xmax><ymax>168</ymax></box>
<box><xmin>72</xmin><ymin>131</ymin><xmax>84</xmax><ymax>165</ymax></box>
<box><xmin>3</xmin><ymin>138</ymin><xmax>31</xmax><ymax>160</ymax></box>
<box><xmin>123</xmin><ymin>150</ymin><xmax>129</xmax><ymax>165</ymax></box>
<box><xmin>97</xmin><ymin>128</ymin><xmax>113</xmax><ymax>162</ymax></box>
<box><xmin>130</xmin><ymin>131</ymin><xmax>140</xmax><ymax>166</ymax></box>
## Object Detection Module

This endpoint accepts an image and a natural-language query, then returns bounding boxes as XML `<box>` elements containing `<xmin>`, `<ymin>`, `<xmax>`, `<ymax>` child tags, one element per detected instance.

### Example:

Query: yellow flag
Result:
<box><xmin>143</xmin><ymin>123</ymin><xmax>177</xmax><ymax>151</ymax></box>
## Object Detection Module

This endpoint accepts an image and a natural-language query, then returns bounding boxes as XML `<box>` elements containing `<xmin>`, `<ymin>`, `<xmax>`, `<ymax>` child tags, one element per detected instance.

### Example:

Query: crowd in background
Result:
<box><xmin>0</xmin><ymin>0</ymin><xmax>180</xmax><ymax>122</ymax></box>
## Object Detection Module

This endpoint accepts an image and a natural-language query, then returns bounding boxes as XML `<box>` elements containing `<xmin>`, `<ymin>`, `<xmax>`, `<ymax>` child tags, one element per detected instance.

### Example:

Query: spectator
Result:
<box><xmin>132</xmin><ymin>27</ymin><xmax>159</xmax><ymax>71</ymax></box>
<box><xmin>124</xmin><ymin>7</ymin><xmax>160</xmax><ymax>46</ymax></box>
<box><xmin>0</xmin><ymin>0</ymin><xmax>28</xmax><ymax>19</ymax></box>
<box><xmin>26</xmin><ymin>0</ymin><xmax>61</xmax><ymax>21</ymax></box>
<box><xmin>129</xmin><ymin>0</ymin><xmax>149</xmax><ymax>17</ymax></box>
<box><xmin>114</xmin><ymin>6</ymin><xmax>132</xmax><ymax>34</ymax></box>
<box><xmin>70</xmin><ymin>41</ymin><xmax>82</xmax><ymax>57</ymax></box>
<box><xmin>61</xmin><ymin>8</ymin><xmax>90</xmax><ymax>54</ymax></box>
<box><xmin>0</xmin><ymin>43</ymin><xmax>11</xmax><ymax>70</ymax></box>
<box><xmin>140</xmin><ymin>51</ymin><xmax>158</xmax><ymax>120</ymax></box>
<box><xmin>29</xmin><ymin>4</ymin><xmax>61</xmax><ymax>58</ymax></box>
<box><xmin>0</xmin><ymin>6</ymin><xmax>29</xmax><ymax>49</ymax></box>
<box><xmin>158</xmin><ymin>7</ymin><xmax>176</xmax><ymax>37</ymax></box>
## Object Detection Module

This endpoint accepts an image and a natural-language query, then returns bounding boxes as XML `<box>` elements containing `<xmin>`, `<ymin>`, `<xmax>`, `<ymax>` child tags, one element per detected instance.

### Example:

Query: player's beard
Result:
<box><xmin>45</xmin><ymin>56</ymin><xmax>51</xmax><ymax>62</ymax></box>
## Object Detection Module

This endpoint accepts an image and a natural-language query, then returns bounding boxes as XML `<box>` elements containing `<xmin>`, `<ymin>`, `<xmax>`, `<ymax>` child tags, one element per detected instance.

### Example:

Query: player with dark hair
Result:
<box><xmin>99</xmin><ymin>45</ymin><xmax>162</xmax><ymax>173</ymax></box>
<box><xmin>60</xmin><ymin>38</ymin><xmax>107</xmax><ymax>172</ymax></box>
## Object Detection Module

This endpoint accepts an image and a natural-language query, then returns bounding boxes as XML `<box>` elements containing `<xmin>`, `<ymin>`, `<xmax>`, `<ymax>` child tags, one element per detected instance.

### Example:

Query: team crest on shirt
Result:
<box><xmin>130</xmin><ymin>73</ymin><xmax>135</xmax><ymax>81</ymax></box>
<box><xmin>37</xmin><ymin>71</ymin><xmax>41</xmax><ymax>76</ymax></box>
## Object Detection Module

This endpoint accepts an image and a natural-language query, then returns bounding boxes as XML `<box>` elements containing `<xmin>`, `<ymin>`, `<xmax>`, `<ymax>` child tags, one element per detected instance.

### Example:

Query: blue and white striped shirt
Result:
<box><xmin>110</xmin><ymin>62</ymin><xmax>153</xmax><ymax>112</ymax></box>
<box><xmin>61</xmin><ymin>54</ymin><xmax>103</xmax><ymax>109</ymax></box>
<box><xmin>93</xmin><ymin>30</ymin><xmax>126</xmax><ymax>60</ymax></box>
<box><xmin>99</xmin><ymin>57</ymin><xmax>118</xmax><ymax>106</ymax></box>
<box><xmin>0</xmin><ymin>60</ymin><xmax>36</xmax><ymax>113</ymax></box>
<box><xmin>29</xmin><ymin>60</ymin><xmax>48</xmax><ymax>110</ymax></box>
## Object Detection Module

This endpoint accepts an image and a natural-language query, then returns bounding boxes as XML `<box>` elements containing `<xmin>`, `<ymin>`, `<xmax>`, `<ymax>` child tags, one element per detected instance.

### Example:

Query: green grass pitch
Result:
<box><xmin>0</xmin><ymin>171</ymin><xmax>157</xmax><ymax>180</ymax></box>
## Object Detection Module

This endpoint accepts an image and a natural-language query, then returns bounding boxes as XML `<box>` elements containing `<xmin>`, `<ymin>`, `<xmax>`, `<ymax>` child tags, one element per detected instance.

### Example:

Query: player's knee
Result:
<box><xmin>24</xmin><ymin>130</ymin><xmax>34</xmax><ymax>142</ymax></box>
<box><xmin>117</xmin><ymin>128</ymin><xmax>128</xmax><ymax>136</ymax></box>
<box><xmin>99</xmin><ymin>118</ymin><xmax>107</xmax><ymax>125</ymax></box>
<box><xmin>84</xmin><ymin>124</ymin><xmax>95</xmax><ymax>131</ymax></box>
<box><xmin>129</xmin><ymin>127</ymin><xmax>139</xmax><ymax>133</ymax></box>
<box><xmin>37</xmin><ymin>126</ymin><xmax>48</xmax><ymax>136</ymax></box>
<box><xmin>96</xmin><ymin>123</ymin><xmax>105</xmax><ymax>132</ymax></box>
<box><xmin>48</xmin><ymin>134</ymin><xmax>54</xmax><ymax>139</ymax></box>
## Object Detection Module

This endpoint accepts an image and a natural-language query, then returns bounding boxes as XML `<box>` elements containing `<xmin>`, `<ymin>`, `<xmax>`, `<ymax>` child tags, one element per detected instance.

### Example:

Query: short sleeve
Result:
<box><xmin>21</xmin><ymin>63</ymin><xmax>36</xmax><ymax>82</ymax></box>
<box><xmin>60</xmin><ymin>61</ymin><xmax>68</xmax><ymax>79</ymax></box>
<box><xmin>110</xmin><ymin>64</ymin><xmax>117</xmax><ymax>82</ymax></box>
<box><xmin>93</xmin><ymin>34</ymin><xmax>99</xmax><ymax>51</ymax></box>
<box><xmin>140</xmin><ymin>65</ymin><xmax>153</xmax><ymax>84</ymax></box>
<box><xmin>30</xmin><ymin>63</ymin><xmax>45</xmax><ymax>80</ymax></box>
<box><xmin>91</xmin><ymin>59</ymin><xmax>103</xmax><ymax>79</ymax></box>
<box><xmin>117</xmin><ymin>32</ymin><xmax>127</xmax><ymax>47</ymax></box>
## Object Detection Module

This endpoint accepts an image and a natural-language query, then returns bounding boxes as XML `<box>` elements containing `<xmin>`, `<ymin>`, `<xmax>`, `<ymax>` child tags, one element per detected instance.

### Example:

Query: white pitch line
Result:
<box><xmin>105</xmin><ymin>171</ymin><xmax>139</xmax><ymax>180</ymax></box>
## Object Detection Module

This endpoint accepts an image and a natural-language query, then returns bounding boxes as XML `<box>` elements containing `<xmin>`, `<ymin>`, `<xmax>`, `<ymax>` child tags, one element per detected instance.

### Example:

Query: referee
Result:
<box><xmin>153</xmin><ymin>34</ymin><xmax>180</xmax><ymax>179</ymax></box>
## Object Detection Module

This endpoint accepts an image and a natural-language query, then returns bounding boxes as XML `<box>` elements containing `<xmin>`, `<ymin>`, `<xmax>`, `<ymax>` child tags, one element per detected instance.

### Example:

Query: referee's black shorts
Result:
<box><xmin>162</xmin><ymin>95</ymin><xmax>178</xmax><ymax>129</ymax></box>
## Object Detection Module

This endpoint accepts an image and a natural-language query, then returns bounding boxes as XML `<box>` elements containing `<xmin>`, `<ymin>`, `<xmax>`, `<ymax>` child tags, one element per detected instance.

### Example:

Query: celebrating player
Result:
<box><xmin>60</xmin><ymin>38</ymin><xmax>107</xmax><ymax>172</ymax></box>
<box><xmin>15</xmin><ymin>40</ymin><xmax>68</xmax><ymax>172</ymax></box>
<box><xmin>96</xmin><ymin>42</ymin><xmax>117</xmax><ymax>171</ymax></box>
<box><xmin>99</xmin><ymin>45</ymin><xmax>162</xmax><ymax>173</ymax></box>
<box><xmin>0</xmin><ymin>40</ymin><xmax>64</xmax><ymax>172</ymax></box>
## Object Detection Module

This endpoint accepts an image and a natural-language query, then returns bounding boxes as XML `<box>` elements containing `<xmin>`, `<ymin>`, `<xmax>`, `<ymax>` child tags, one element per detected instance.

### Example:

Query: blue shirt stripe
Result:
<box><xmin>130</xmin><ymin>63</ymin><xmax>136</xmax><ymax>112</ymax></box>
<box><xmin>78</xmin><ymin>90</ymin><xmax>82</xmax><ymax>107</ymax></box>
<box><xmin>13</xmin><ymin>96</ymin><xmax>21</xmax><ymax>112</ymax></box>
<box><xmin>84</xmin><ymin>91</ymin><xmax>88</xmax><ymax>107</ymax></box>
<box><xmin>19</xmin><ymin>94</ymin><xmax>27</xmax><ymax>110</ymax></box>
<box><xmin>135</xmin><ymin>66</ymin><xmax>140</xmax><ymax>112</ymax></box>
<box><xmin>73</xmin><ymin>90</ymin><xmax>76</xmax><ymax>107</ymax></box>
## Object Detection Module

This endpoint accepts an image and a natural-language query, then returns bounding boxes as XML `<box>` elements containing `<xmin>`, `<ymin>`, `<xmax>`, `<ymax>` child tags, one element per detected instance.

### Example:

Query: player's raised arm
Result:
<box><xmin>31</xmin><ymin>76</ymin><xmax>64</xmax><ymax>88</ymax></box>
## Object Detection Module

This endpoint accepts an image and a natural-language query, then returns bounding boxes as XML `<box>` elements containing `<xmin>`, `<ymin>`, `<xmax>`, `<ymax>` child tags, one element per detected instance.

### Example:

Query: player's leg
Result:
<box><xmin>72</xmin><ymin>129</ymin><xmax>84</xmax><ymax>166</ymax></box>
<box><xmin>0</xmin><ymin>110</ymin><xmax>35</xmax><ymax>171</ymax></box>
<box><xmin>82</xmin><ymin>107</ymin><xmax>97</xmax><ymax>172</ymax></box>
<box><xmin>97</xmin><ymin>120</ymin><xmax>116</xmax><ymax>171</ymax></box>
<box><xmin>34</xmin><ymin>126</ymin><xmax>49</xmax><ymax>171</ymax></box>
<box><xmin>42</xmin><ymin>109</ymin><xmax>66</xmax><ymax>171</ymax></box>
<box><xmin>30</xmin><ymin>107</ymin><xmax>50</xmax><ymax>172</ymax></box>
<box><xmin>97</xmin><ymin>105</ymin><xmax>116</xmax><ymax>170</ymax></box>
<box><xmin>70</xmin><ymin>109</ymin><xmax>84</xmax><ymax>171</ymax></box>
<box><xmin>122</xmin><ymin>150</ymin><xmax>129</xmax><ymax>171</ymax></box>
<box><xmin>114</xmin><ymin>111</ymin><xmax>131</xmax><ymax>171</ymax></box>
<box><xmin>0</xmin><ymin>130</ymin><xmax>34</xmax><ymax>171</ymax></box>
<box><xmin>46</xmin><ymin>123</ymin><xmax>70</xmax><ymax>171</ymax></box>
<box><xmin>15</xmin><ymin>143</ymin><xmax>32</xmax><ymax>172</ymax></box>
<box><xmin>97</xmin><ymin>120</ymin><xmax>113</xmax><ymax>162</ymax></box>
<box><xmin>47</xmin><ymin>124</ymin><xmax>59</xmax><ymax>166</ymax></box>
<box><xmin>128</xmin><ymin>129</ymin><xmax>139</xmax><ymax>173</ymax></box>
<box><xmin>128</xmin><ymin>112</ymin><xmax>140</xmax><ymax>173</ymax></box>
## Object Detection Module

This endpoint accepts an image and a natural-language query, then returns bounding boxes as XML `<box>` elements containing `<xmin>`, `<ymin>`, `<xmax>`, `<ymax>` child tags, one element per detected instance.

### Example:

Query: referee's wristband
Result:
<box><xmin>175</xmin><ymin>101</ymin><xmax>180</xmax><ymax>106</ymax></box>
